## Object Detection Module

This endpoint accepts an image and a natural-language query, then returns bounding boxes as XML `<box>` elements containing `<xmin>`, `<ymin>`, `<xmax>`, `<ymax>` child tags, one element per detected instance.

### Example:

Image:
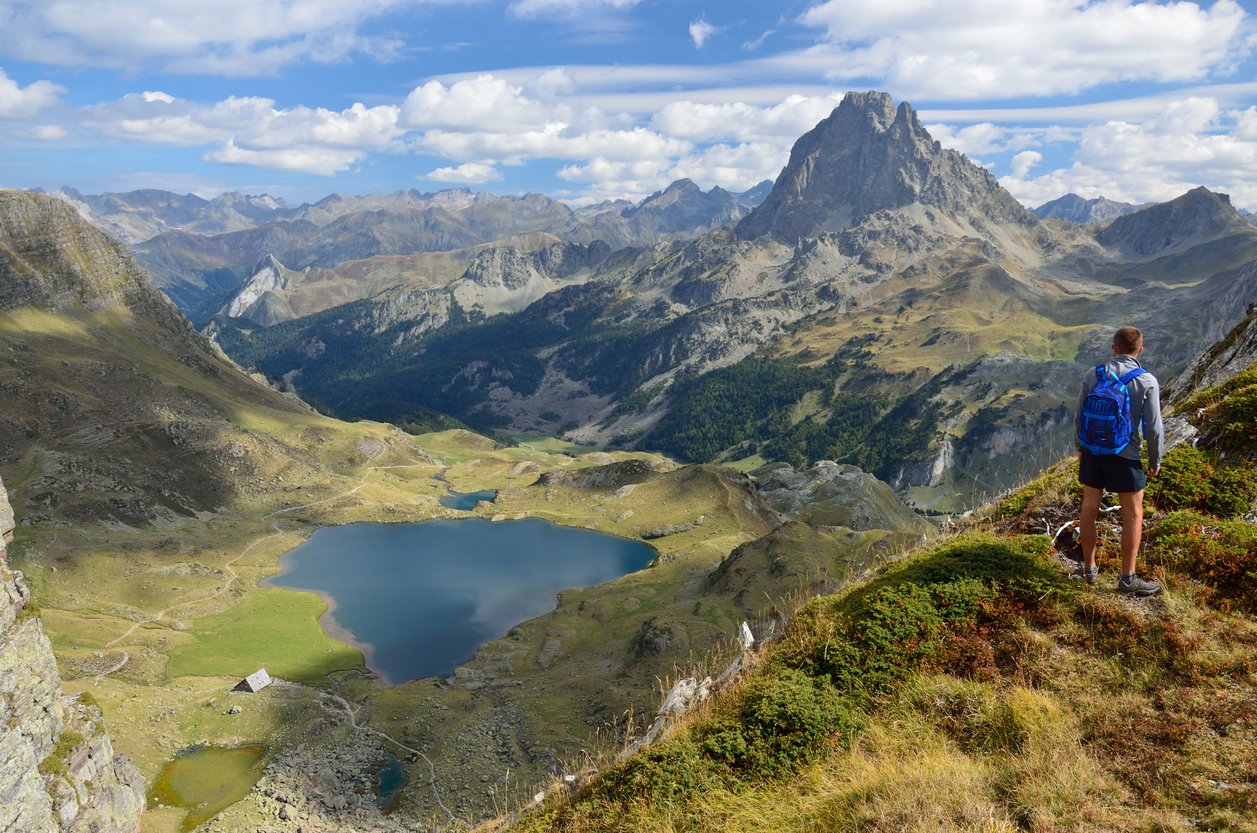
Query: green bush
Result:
<box><xmin>699</xmin><ymin>670</ymin><xmax>856</xmax><ymax>779</ymax></box>
<box><xmin>597</xmin><ymin>736</ymin><xmax>717</xmax><ymax>805</ymax></box>
<box><xmin>1179</xmin><ymin>365</ymin><xmax>1257</xmax><ymax>456</ymax></box>
<box><xmin>785</xmin><ymin>535</ymin><xmax>1067</xmax><ymax>698</ymax></box>
<box><xmin>1147</xmin><ymin>445</ymin><xmax>1215</xmax><ymax>511</ymax></box>
<box><xmin>1202</xmin><ymin>464</ymin><xmax>1257</xmax><ymax>517</ymax></box>
<box><xmin>1146</xmin><ymin>445</ymin><xmax>1257</xmax><ymax>518</ymax></box>
<box><xmin>1145</xmin><ymin>510</ymin><xmax>1257</xmax><ymax>612</ymax></box>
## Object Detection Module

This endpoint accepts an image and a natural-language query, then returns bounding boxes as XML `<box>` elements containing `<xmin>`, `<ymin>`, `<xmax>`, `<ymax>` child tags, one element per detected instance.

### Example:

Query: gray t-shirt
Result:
<box><xmin>1075</xmin><ymin>354</ymin><xmax>1164</xmax><ymax>470</ymax></box>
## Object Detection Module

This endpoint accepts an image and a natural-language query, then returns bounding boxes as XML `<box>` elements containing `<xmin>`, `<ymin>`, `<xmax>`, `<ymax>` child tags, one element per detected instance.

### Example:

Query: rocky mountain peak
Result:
<box><xmin>1096</xmin><ymin>186</ymin><xmax>1251</xmax><ymax>257</ymax></box>
<box><xmin>223</xmin><ymin>253</ymin><xmax>291</xmax><ymax>323</ymax></box>
<box><xmin>736</xmin><ymin>90</ymin><xmax>1035</xmax><ymax>243</ymax></box>
<box><xmin>1033</xmin><ymin>193</ymin><xmax>1141</xmax><ymax>224</ymax></box>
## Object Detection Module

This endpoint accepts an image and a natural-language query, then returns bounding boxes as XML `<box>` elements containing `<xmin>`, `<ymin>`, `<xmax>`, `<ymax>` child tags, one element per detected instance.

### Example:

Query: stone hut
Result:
<box><xmin>234</xmin><ymin>668</ymin><xmax>272</xmax><ymax>693</ymax></box>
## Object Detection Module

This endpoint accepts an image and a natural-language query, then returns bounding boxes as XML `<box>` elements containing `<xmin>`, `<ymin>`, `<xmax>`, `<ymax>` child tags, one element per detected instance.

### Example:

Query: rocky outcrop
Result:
<box><xmin>737</xmin><ymin>91</ymin><xmax>1036</xmax><ymax>243</ymax></box>
<box><xmin>0</xmin><ymin>477</ymin><xmax>145</xmax><ymax>833</ymax></box>
<box><xmin>223</xmin><ymin>254</ymin><xmax>292</xmax><ymax>324</ymax></box>
<box><xmin>1168</xmin><ymin>300</ymin><xmax>1257</xmax><ymax>401</ymax></box>
<box><xmin>753</xmin><ymin>460</ymin><xmax>932</xmax><ymax>535</ymax></box>
<box><xmin>533</xmin><ymin>459</ymin><xmax>658</xmax><ymax>490</ymax></box>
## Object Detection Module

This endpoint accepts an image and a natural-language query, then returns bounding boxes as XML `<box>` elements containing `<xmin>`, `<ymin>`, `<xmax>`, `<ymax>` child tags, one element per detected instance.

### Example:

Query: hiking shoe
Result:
<box><xmin>1117</xmin><ymin>574</ymin><xmax>1162</xmax><ymax>597</ymax></box>
<box><xmin>1070</xmin><ymin>564</ymin><xmax>1099</xmax><ymax>585</ymax></box>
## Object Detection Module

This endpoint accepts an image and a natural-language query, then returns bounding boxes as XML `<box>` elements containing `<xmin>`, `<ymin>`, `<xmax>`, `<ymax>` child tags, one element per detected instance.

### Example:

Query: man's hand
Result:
<box><xmin>1148</xmin><ymin>466</ymin><xmax>1160</xmax><ymax>478</ymax></box>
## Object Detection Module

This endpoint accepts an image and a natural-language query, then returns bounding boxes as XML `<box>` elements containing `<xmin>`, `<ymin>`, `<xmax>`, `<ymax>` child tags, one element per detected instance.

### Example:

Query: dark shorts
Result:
<box><xmin>1079</xmin><ymin>450</ymin><xmax>1146</xmax><ymax>493</ymax></box>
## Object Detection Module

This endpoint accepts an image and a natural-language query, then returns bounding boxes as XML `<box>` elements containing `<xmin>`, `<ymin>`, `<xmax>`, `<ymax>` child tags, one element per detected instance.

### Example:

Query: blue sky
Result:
<box><xmin>2</xmin><ymin>0</ymin><xmax>1256</xmax><ymax>210</ymax></box>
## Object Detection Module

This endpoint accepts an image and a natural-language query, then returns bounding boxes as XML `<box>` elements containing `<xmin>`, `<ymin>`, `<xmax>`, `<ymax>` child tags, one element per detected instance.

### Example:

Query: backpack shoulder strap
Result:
<box><xmin>1118</xmin><ymin>368</ymin><xmax>1146</xmax><ymax>385</ymax></box>
<box><xmin>1094</xmin><ymin>366</ymin><xmax>1108</xmax><ymax>384</ymax></box>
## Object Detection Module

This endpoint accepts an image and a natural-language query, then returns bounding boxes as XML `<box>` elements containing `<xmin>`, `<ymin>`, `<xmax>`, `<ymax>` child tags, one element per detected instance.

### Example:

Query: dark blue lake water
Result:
<box><xmin>264</xmin><ymin>519</ymin><xmax>655</xmax><ymax>684</ymax></box>
<box><xmin>439</xmin><ymin>489</ymin><xmax>497</xmax><ymax>510</ymax></box>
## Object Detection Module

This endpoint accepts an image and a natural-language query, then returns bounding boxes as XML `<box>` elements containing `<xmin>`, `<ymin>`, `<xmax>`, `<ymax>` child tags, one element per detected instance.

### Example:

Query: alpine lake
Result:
<box><xmin>151</xmin><ymin>490</ymin><xmax>657</xmax><ymax>830</ymax></box>
<box><xmin>264</xmin><ymin>506</ymin><xmax>658</xmax><ymax>683</ymax></box>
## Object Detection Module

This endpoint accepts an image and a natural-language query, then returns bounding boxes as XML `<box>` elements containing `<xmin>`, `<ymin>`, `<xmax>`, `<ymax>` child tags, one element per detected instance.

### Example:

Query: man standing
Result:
<box><xmin>1075</xmin><ymin>326</ymin><xmax>1164</xmax><ymax>596</ymax></box>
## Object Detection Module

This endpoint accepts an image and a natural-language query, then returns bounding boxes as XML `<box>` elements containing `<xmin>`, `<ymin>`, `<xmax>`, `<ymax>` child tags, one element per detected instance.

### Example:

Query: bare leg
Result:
<box><xmin>1079</xmin><ymin>485</ymin><xmax>1103</xmax><ymax>569</ymax></box>
<box><xmin>1117</xmin><ymin>490</ymin><xmax>1144</xmax><ymax>576</ymax></box>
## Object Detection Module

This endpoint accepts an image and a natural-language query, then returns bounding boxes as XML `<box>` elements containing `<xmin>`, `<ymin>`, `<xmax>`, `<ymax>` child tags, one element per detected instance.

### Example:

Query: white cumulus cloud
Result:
<box><xmin>424</xmin><ymin>162</ymin><xmax>503</xmax><ymax>183</ymax></box>
<box><xmin>0</xmin><ymin>68</ymin><xmax>64</xmax><ymax>119</ymax></box>
<box><xmin>998</xmin><ymin>97</ymin><xmax>1257</xmax><ymax>209</ymax></box>
<box><xmin>798</xmin><ymin>0</ymin><xmax>1252</xmax><ymax>99</ymax></box>
<box><xmin>80</xmin><ymin>91</ymin><xmax>402</xmax><ymax>174</ymax></box>
<box><xmin>402</xmin><ymin>75</ymin><xmax>565</xmax><ymax>132</ymax></box>
<box><xmin>206</xmin><ymin>140</ymin><xmax>364</xmax><ymax>175</ymax></box>
<box><xmin>508</xmin><ymin>0</ymin><xmax>640</xmax><ymax>18</ymax></box>
<box><xmin>1010</xmin><ymin>150</ymin><xmax>1041</xmax><ymax>179</ymax></box>
<box><xmin>650</xmin><ymin>94</ymin><xmax>845</xmax><ymax>143</ymax></box>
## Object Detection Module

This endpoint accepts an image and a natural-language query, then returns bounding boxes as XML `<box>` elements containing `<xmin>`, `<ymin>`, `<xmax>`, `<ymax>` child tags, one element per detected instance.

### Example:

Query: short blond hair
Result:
<box><xmin>1114</xmin><ymin>326</ymin><xmax>1142</xmax><ymax>354</ymax></box>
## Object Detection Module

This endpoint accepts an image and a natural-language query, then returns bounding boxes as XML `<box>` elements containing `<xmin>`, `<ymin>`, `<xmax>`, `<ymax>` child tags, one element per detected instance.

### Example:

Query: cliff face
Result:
<box><xmin>0</xmin><ymin>478</ymin><xmax>145</xmax><ymax>833</ymax></box>
<box><xmin>1168</xmin><ymin>299</ymin><xmax>1257</xmax><ymax>401</ymax></box>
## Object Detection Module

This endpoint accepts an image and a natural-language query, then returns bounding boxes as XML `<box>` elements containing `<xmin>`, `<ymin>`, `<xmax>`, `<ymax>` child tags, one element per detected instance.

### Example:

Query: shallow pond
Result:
<box><xmin>439</xmin><ymin>488</ymin><xmax>497</xmax><ymax>510</ymax></box>
<box><xmin>265</xmin><ymin>518</ymin><xmax>655</xmax><ymax>683</ymax></box>
<box><xmin>147</xmin><ymin>745</ymin><xmax>265</xmax><ymax>832</ymax></box>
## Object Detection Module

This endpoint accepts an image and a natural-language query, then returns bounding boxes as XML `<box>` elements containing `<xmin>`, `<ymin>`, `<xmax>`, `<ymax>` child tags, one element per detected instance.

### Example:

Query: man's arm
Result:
<box><xmin>1143</xmin><ymin>377</ymin><xmax>1164</xmax><ymax>473</ymax></box>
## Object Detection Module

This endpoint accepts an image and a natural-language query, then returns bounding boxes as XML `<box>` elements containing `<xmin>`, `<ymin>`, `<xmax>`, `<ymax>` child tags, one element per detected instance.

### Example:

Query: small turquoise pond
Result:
<box><xmin>265</xmin><ymin>518</ymin><xmax>655</xmax><ymax>683</ymax></box>
<box><xmin>440</xmin><ymin>489</ymin><xmax>497</xmax><ymax>510</ymax></box>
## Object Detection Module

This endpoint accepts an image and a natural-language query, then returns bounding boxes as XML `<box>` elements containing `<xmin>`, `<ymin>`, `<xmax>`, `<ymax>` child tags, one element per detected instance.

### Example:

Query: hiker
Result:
<box><xmin>1074</xmin><ymin>326</ymin><xmax>1164</xmax><ymax>596</ymax></box>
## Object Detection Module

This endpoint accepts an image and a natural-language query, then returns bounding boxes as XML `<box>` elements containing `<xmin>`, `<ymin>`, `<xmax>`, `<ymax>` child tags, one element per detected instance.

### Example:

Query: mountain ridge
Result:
<box><xmin>212</xmin><ymin>91</ymin><xmax>1257</xmax><ymax>510</ymax></box>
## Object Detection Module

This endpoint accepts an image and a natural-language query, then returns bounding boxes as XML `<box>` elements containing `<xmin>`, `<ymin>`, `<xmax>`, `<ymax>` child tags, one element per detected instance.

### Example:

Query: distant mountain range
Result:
<box><xmin>41</xmin><ymin>179</ymin><xmax>771</xmax><ymax>326</ymax></box>
<box><xmin>1032</xmin><ymin>193</ymin><xmax>1146</xmax><ymax>224</ymax></box>
<box><xmin>39</xmin><ymin>93</ymin><xmax>1257</xmax><ymax>510</ymax></box>
<box><xmin>194</xmin><ymin>92</ymin><xmax>1257</xmax><ymax>509</ymax></box>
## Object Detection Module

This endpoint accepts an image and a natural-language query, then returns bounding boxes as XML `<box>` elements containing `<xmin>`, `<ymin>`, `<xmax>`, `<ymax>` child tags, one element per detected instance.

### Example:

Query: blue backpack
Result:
<box><xmin>1078</xmin><ymin>366</ymin><xmax>1146</xmax><ymax>455</ymax></box>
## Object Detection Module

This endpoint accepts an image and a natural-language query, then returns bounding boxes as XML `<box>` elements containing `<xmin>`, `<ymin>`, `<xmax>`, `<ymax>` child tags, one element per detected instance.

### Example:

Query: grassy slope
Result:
<box><xmin>506</xmin><ymin>367</ymin><xmax>1257</xmax><ymax>833</ymax></box>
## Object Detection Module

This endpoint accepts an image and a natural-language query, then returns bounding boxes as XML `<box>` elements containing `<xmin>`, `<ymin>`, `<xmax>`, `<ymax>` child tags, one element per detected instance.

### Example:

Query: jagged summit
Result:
<box><xmin>622</xmin><ymin>177</ymin><xmax>744</xmax><ymax>230</ymax></box>
<box><xmin>1033</xmin><ymin>193</ymin><xmax>1141</xmax><ymax>224</ymax></box>
<box><xmin>1096</xmin><ymin>186</ymin><xmax>1250</xmax><ymax>257</ymax></box>
<box><xmin>736</xmin><ymin>90</ymin><xmax>1035</xmax><ymax>243</ymax></box>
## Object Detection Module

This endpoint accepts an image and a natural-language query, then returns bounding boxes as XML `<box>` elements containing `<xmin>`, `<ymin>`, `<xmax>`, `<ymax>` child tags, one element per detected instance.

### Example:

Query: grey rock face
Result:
<box><xmin>0</xmin><ymin>481</ymin><xmax>12</xmax><ymax>543</ymax></box>
<box><xmin>737</xmin><ymin>91</ymin><xmax>1036</xmax><ymax>243</ymax></box>
<box><xmin>0</xmin><ymin>475</ymin><xmax>146</xmax><ymax>833</ymax></box>
<box><xmin>1168</xmin><ymin>300</ymin><xmax>1257</xmax><ymax>401</ymax></box>
<box><xmin>223</xmin><ymin>254</ymin><xmax>291</xmax><ymax>323</ymax></box>
<box><xmin>1096</xmin><ymin>186</ymin><xmax>1249</xmax><ymax>256</ymax></box>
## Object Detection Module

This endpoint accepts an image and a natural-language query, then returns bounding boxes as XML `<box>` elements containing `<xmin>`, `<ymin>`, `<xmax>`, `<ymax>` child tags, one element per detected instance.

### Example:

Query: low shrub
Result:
<box><xmin>38</xmin><ymin>730</ymin><xmax>84</xmax><ymax>779</ymax></box>
<box><xmin>1146</xmin><ymin>445</ymin><xmax>1215</xmax><ymax>512</ymax></box>
<box><xmin>1145</xmin><ymin>511</ymin><xmax>1257</xmax><ymax>612</ymax></box>
<box><xmin>698</xmin><ymin>669</ymin><xmax>856</xmax><ymax>779</ymax></box>
<box><xmin>783</xmin><ymin>535</ymin><xmax>1069</xmax><ymax>698</ymax></box>
<box><xmin>597</xmin><ymin>736</ymin><xmax>717</xmax><ymax>806</ymax></box>
<box><xmin>1147</xmin><ymin>445</ymin><xmax>1257</xmax><ymax>518</ymax></box>
<box><xmin>1179</xmin><ymin>364</ymin><xmax>1257</xmax><ymax>457</ymax></box>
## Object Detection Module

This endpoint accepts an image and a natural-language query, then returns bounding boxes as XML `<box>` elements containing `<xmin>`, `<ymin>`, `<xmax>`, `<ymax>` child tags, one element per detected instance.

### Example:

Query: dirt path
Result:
<box><xmin>93</xmin><ymin>650</ymin><xmax>129</xmax><ymax>687</ymax></box>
